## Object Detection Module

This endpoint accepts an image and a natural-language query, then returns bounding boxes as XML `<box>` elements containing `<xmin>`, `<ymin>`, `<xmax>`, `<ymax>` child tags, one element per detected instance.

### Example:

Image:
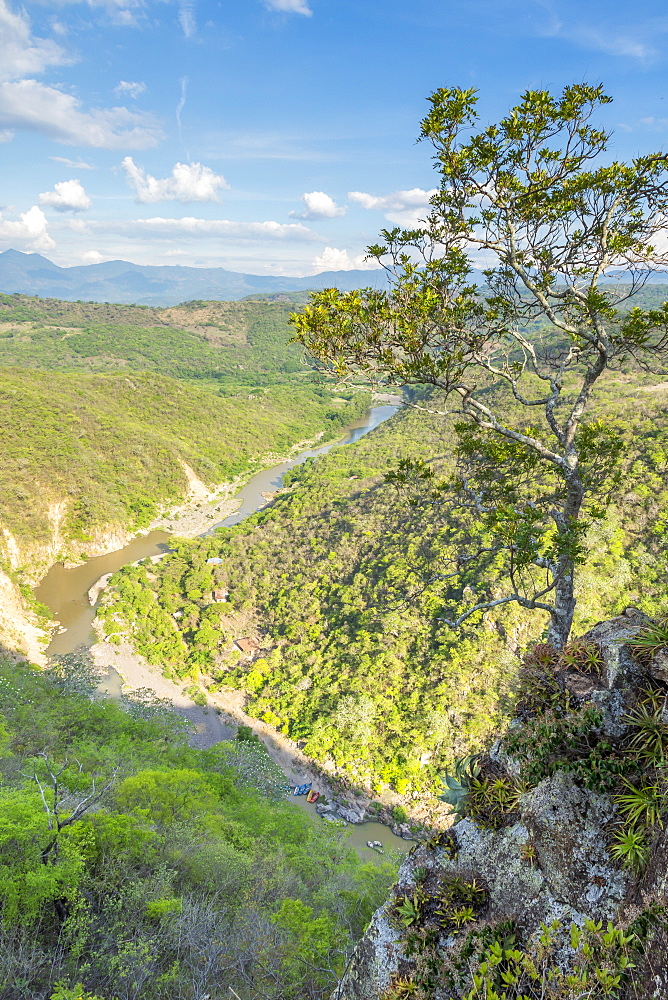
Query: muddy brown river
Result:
<box><xmin>35</xmin><ymin>403</ymin><xmax>411</xmax><ymax>859</ymax></box>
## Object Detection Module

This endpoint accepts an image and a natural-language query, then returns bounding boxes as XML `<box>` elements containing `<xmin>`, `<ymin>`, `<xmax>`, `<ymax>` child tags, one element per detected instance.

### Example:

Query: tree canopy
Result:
<box><xmin>291</xmin><ymin>83</ymin><xmax>668</xmax><ymax>647</ymax></box>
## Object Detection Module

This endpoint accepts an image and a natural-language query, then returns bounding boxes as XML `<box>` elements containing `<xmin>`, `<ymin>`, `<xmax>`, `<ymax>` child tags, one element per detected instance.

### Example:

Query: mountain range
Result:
<box><xmin>2</xmin><ymin>249</ymin><xmax>666</xmax><ymax>308</ymax></box>
<box><xmin>0</xmin><ymin>249</ymin><xmax>389</xmax><ymax>307</ymax></box>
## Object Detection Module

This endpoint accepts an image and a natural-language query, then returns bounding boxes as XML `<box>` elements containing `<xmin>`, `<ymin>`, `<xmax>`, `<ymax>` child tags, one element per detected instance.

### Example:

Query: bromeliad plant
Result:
<box><xmin>609</xmin><ymin>827</ymin><xmax>649</xmax><ymax>872</ymax></box>
<box><xmin>615</xmin><ymin>779</ymin><xmax>665</xmax><ymax>829</ymax></box>
<box><xmin>623</xmin><ymin>696</ymin><xmax>668</xmax><ymax>765</ymax></box>
<box><xmin>628</xmin><ymin>616</ymin><xmax>668</xmax><ymax>663</ymax></box>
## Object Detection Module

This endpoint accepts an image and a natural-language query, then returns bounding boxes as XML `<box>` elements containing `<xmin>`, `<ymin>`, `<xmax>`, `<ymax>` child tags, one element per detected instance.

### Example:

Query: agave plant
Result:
<box><xmin>438</xmin><ymin>754</ymin><xmax>481</xmax><ymax>814</ymax></box>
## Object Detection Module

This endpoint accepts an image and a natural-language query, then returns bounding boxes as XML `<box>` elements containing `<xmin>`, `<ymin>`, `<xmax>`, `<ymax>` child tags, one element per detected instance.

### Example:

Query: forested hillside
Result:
<box><xmin>0</xmin><ymin>293</ymin><xmax>309</xmax><ymax>384</ymax></box>
<box><xmin>0</xmin><ymin>370</ymin><xmax>367</xmax><ymax>558</ymax></box>
<box><xmin>0</xmin><ymin>655</ymin><xmax>394</xmax><ymax>999</ymax></box>
<box><xmin>0</xmin><ymin>290</ymin><xmax>369</xmax><ymax>658</ymax></box>
<box><xmin>100</xmin><ymin>372</ymin><xmax>668</xmax><ymax>797</ymax></box>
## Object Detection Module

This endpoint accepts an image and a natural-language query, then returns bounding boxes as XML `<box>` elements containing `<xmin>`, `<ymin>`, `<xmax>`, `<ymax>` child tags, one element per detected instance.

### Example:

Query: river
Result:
<box><xmin>36</xmin><ymin>404</ymin><xmax>398</xmax><ymax>656</ymax></box>
<box><xmin>35</xmin><ymin>402</ymin><xmax>411</xmax><ymax>860</ymax></box>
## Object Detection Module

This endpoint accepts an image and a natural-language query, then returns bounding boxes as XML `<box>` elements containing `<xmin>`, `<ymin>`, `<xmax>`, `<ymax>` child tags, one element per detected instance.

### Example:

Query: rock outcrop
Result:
<box><xmin>334</xmin><ymin>611</ymin><xmax>668</xmax><ymax>1000</ymax></box>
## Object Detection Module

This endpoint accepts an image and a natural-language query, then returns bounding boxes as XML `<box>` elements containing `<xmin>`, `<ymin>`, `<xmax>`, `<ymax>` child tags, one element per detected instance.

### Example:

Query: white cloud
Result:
<box><xmin>39</xmin><ymin>178</ymin><xmax>91</xmax><ymax>212</ymax></box>
<box><xmin>121</xmin><ymin>157</ymin><xmax>228</xmax><ymax>203</ymax></box>
<box><xmin>86</xmin><ymin>216</ymin><xmax>323</xmax><ymax>243</ymax></box>
<box><xmin>0</xmin><ymin>128</ymin><xmax>13</xmax><ymax>142</ymax></box>
<box><xmin>348</xmin><ymin>187</ymin><xmax>437</xmax><ymax>228</ymax></box>
<box><xmin>290</xmin><ymin>190</ymin><xmax>346</xmax><ymax>220</ymax></box>
<box><xmin>265</xmin><ymin>0</ymin><xmax>312</xmax><ymax>14</ymax></box>
<box><xmin>545</xmin><ymin>20</ymin><xmax>659</xmax><ymax>61</ymax></box>
<box><xmin>41</xmin><ymin>0</ymin><xmax>146</xmax><ymax>28</ymax></box>
<box><xmin>0</xmin><ymin>205</ymin><xmax>54</xmax><ymax>251</ymax></box>
<box><xmin>311</xmin><ymin>247</ymin><xmax>380</xmax><ymax>272</ymax></box>
<box><xmin>178</xmin><ymin>0</ymin><xmax>196</xmax><ymax>37</ymax></box>
<box><xmin>81</xmin><ymin>250</ymin><xmax>104</xmax><ymax>263</ymax></box>
<box><xmin>0</xmin><ymin>0</ymin><xmax>68</xmax><ymax>82</ymax></box>
<box><xmin>0</xmin><ymin>80</ymin><xmax>163</xmax><ymax>148</ymax></box>
<box><xmin>114</xmin><ymin>80</ymin><xmax>146</xmax><ymax>99</ymax></box>
<box><xmin>50</xmin><ymin>155</ymin><xmax>95</xmax><ymax>169</ymax></box>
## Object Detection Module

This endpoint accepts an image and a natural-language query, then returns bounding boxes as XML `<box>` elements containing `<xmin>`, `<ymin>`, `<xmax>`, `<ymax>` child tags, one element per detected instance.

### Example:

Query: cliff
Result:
<box><xmin>335</xmin><ymin>610</ymin><xmax>668</xmax><ymax>1000</ymax></box>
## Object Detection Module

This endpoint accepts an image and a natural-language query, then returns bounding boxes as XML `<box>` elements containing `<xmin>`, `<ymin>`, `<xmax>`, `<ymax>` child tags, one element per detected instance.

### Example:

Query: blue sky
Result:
<box><xmin>0</xmin><ymin>0</ymin><xmax>667</xmax><ymax>275</ymax></box>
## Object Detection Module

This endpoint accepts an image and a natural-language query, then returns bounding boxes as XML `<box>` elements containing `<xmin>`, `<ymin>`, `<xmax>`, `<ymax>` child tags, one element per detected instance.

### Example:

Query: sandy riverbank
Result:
<box><xmin>145</xmin><ymin>430</ymin><xmax>332</xmax><ymax>542</ymax></box>
<box><xmin>91</xmin><ymin>636</ymin><xmax>337</xmax><ymax>794</ymax></box>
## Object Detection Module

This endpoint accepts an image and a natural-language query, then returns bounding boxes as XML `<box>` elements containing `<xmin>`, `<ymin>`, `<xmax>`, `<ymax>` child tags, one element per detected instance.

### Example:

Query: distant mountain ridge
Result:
<box><xmin>1</xmin><ymin>250</ymin><xmax>666</xmax><ymax>308</ymax></box>
<box><xmin>0</xmin><ymin>249</ymin><xmax>390</xmax><ymax>307</ymax></box>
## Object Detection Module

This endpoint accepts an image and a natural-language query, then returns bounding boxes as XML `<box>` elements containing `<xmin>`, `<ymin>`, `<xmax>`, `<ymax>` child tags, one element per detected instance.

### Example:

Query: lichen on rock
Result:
<box><xmin>333</xmin><ymin>613</ymin><xmax>668</xmax><ymax>1000</ymax></box>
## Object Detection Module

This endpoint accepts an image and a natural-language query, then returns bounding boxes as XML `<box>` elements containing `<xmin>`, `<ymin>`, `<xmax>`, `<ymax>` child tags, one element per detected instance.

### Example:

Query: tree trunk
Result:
<box><xmin>547</xmin><ymin>475</ymin><xmax>583</xmax><ymax>650</ymax></box>
<box><xmin>547</xmin><ymin>563</ymin><xmax>576</xmax><ymax>650</ymax></box>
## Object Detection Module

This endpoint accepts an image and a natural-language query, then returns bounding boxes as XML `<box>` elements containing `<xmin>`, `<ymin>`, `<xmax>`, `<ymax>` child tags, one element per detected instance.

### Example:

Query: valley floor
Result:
<box><xmin>91</xmin><ymin>635</ymin><xmax>338</xmax><ymax>797</ymax></box>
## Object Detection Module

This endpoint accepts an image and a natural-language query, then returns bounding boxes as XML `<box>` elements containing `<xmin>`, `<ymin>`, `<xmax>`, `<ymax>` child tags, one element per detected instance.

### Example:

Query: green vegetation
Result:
<box><xmin>0</xmin><ymin>655</ymin><xmax>396</xmax><ymax>999</ymax></box>
<box><xmin>0</xmin><ymin>290</ymin><xmax>372</xmax><ymax>576</ymax></box>
<box><xmin>292</xmin><ymin>83</ymin><xmax>668</xmax><ymax>649</ymax></box>
<box><xmin>0</xmin><ymin>294</ymin><xmax>308</xmax><ymax>383</ymax></box>
<box><xmin>0</xmin><ymin>368</ymin><xmax>368</xmax><ymax>557</ymax></box>
<box><xmin>380</xmin><ymin>617</ymin><xmax>668</xmax><ymax>1000</ymax></box>
<box><xmin>99</xmin><ymin>371</ymin><xmax>668</xmax><ymax>795</ymax></box>
<box><xmin>384</xmin><ymin>910</ymin><xmax>662</xmax><ymax>1000</ymax></box>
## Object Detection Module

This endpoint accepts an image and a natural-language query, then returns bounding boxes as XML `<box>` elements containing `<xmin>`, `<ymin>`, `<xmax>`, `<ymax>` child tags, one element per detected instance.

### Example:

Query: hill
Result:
<box><xmin>1</xmin><ymin>251</ymin><xmax>666</xmax><ymax>310</ymax></box>
<box><xmin>337</xmin><ymin>611</ymin><xmax>668</xmax><ymax>999</ymax></box>
<box><xmin>0</xmin><ymin>370</ymin><xmax>368</xmax><ymax>572</ymax></box>
<box><xmin>0</xmin><ymin>654</ymin><xmax>396</xmax><ymax>999</ymax></box>
<box><xmin>0</xmin><ymin>289</ymin><xmax>372</xmax><ymax>660</ymax></box>
<box><xmin>0</xmin><ymin>249</ymin><xmax>389</xmax><ymax>307</ymax></box>
<box><xmin>98</xmin><ymin>372</ymin><xmax>668</xmax><ymax>801</ymax></box>
<box><xmin>0</xmin><ymin>292</ymin><xmax>312</xmax><ymax>383</ymax></box>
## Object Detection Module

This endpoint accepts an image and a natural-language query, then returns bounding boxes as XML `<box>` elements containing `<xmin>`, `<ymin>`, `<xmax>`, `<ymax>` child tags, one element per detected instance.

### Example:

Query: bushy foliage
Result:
<box><xmin>0</xmin><ymin>369</ymin><xmax>368</xmax><ymax>552</ymax></box>
<box><xmin>101</xmin><ymin>372</ymin><xmax>668</xmax><ymax>796</ymax></box>
<box><xmin>0</xmin><ymin>656</ymin><xmax>396</xmax><ymax>999</ymax></box>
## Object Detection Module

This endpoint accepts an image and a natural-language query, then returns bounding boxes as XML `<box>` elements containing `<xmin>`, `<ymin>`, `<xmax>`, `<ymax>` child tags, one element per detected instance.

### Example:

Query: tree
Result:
<box><xmin>291</xmin><ymin>83</ymin><xmax>668</xmax><ymax>648</ymax></box>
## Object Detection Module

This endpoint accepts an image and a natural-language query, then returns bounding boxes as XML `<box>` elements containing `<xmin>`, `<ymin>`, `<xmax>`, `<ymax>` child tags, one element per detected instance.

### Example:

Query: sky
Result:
<box><xmin>0</xmin><ymin>0</ymin><xmax>667</xmax><ymax>276</ymax></box>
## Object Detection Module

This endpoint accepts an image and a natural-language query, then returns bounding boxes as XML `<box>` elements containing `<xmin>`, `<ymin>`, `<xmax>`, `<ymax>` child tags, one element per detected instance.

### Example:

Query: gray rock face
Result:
<box><xmin>648</xmin><ymin>647</ymin><xmax>668</xmax><ymax>684</ymax></box>
<box><xmin>333</xmin><ymin>615</ymin><xmax>668</xmax><ymax>1000</ymax></box>
<box><xmin>335</xmin><ymin>773</ymin><xmax>627</xmax><ymax>1000</ymax></box>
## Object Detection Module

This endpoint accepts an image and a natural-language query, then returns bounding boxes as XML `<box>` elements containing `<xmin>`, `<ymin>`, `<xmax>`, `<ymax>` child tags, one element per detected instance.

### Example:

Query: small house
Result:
<box><xmin>233</xmin><ymin>637</ymin><xmax>260</xmax><ymax>656</ymax></box>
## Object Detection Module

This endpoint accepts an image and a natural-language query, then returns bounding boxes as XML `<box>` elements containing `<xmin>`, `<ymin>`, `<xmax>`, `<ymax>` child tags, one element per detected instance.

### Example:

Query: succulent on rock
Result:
<box><xmin>333</xmin><ymin>614</ymin><xmax>668</xmax><ymax>1000</ymax></box>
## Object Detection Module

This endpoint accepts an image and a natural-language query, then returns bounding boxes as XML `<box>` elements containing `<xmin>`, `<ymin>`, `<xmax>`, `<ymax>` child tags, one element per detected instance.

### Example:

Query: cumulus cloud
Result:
<box><xmin>114</xmin><ymin>80</ymin><xmax>146</xmax><ymax>99</ymax></box>
<box><xmin>39</xmin><ymin>178</ymin><xmax>91</xmax><ymax>212</ymax></box>
<box><xmin>0</xmin><ymin>205</ymin><xmax>54</xmax><ymax>251</ymax></box>
<box><xmin>311</xmin><ymin>247</ymin><xmax>380</xmax><ymax>272</ymax></box>
<box><xmin>0</xmin><ymin>80</ymin><xmax>163</xmax><ymax>148</ymax></box>
<box><xmin>121</xmin><ymin>157</ymin><xmax>228</xmax><ymax>203</ymax></box>
<box><xmin>290</xmin><ymin>190</ymin><xmax>346</xmax><ymax>220</ymax></box>
<box><xmin>0</xmin><ymin>0</ymin><xmax>68</xmax><ymax>81</ymax></box>
<box><xmin>264</xmin><ymin>0</ymin><xmax>312</xmax><ymax>14</ymax></box>
<box><xmin>81</xmin><ymin>250</ymin><xmax>105</xmax><ymax>263</ymax></box>
<box><xmin>86</xmin><ymin>216</ymin><xmax>323</xmax><ymax>243</ymax></box>
<box><xmin>349</xmin><ymin>187</ymin><xmax>437</xmax><ymax>228</ymax></box>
